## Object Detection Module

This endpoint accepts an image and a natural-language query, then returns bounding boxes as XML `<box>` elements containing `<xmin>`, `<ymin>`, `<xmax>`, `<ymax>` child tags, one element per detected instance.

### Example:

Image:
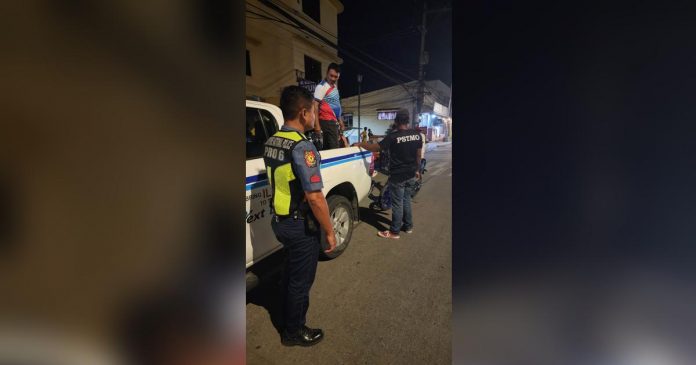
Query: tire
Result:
<box><xmin>320</xmin><ymin>195</ymin><xmax>353</xmax><ymax>259</ymax></box>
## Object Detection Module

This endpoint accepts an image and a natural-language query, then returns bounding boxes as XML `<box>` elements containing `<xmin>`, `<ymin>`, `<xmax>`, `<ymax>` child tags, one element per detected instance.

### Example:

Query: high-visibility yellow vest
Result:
<box><xmin>263</xmin><ymin>130</ymin><xmax>307</xmax><ymax>216</ymax></box>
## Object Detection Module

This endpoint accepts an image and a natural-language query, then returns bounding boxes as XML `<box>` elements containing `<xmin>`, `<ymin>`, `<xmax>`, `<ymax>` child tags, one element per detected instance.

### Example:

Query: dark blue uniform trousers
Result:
<box><xmin>271</xmin><ymin>216</ymin><xmax>320</xmax><ymax>332</ymax></box>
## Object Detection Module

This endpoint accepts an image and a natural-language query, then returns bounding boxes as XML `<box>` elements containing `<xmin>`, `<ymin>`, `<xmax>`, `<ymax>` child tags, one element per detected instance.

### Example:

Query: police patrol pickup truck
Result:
<box><xmin>246</xmin><ymin>100</ymin><xmax>373</xmax><ymax>290</ymax></box>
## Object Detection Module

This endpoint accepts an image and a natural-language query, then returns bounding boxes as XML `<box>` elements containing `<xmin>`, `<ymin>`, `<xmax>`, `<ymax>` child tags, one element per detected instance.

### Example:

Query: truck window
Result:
<box><xmin>258</xmin><ymin>109</ymin><xmax>278</xmax><ymax>136</ymax></box>
<box><xmin>246</xmin><ymin>107</ymin><xmax>279</xmax><ymax>160</ymax></box>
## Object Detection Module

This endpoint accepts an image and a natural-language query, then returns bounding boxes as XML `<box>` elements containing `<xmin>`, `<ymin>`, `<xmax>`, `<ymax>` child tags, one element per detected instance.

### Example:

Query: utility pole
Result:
<box><xmin>415</xmin><ymin>1</ymin><xmax>428</xmax><ymax>128</ymax></box>
<box><xmin>357</xmin><ymin>74</ymin><xmax>363</xmax><ymax>135</ymax></box>
<box><xmin>415</xmin><ymin>3</ymin><xmax>451</xmax><ymax>128</ymax></box>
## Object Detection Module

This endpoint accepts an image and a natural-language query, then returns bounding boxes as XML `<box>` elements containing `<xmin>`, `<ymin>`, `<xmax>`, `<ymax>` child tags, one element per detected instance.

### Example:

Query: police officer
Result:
<box><xmin>353</xmin><ymin>109</ymin><xmax>422</xmax><ymax>239</ymax></box>
<box><xmin>263</xmin><ymin>85</ymin><xmax>337</xmax><ymax>346</ymax></box>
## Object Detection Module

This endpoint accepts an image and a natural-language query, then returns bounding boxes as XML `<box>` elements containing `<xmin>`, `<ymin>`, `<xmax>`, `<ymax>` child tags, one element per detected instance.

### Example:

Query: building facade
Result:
<box><xmin>342</xmin><ymin>80</ymin><xmax>452</xmax><ymax>143</ymax></box>
<box><xmin>246</xmin><ymin>0</ymin><xmax>344</xmax><ymax>105</ymax></box>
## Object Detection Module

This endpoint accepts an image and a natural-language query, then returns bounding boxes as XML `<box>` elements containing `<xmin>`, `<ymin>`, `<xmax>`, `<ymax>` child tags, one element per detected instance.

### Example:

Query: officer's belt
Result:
<box><xmin>272</xmin><ymin>206</ymin><xmax>309</xmax><ymax>221</ymax></box>
<box><xmin>273</xmin><ymin>210</ymin><xmax>300</xmax><ymax>220</ymax></box>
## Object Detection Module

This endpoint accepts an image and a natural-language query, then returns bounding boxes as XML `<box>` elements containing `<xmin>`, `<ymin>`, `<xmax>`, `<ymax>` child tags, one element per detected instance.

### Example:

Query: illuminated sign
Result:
<box><xmin>377</xmin><ymin>111</ymin><xmax>397</xmax><ymax>120</ymax></box>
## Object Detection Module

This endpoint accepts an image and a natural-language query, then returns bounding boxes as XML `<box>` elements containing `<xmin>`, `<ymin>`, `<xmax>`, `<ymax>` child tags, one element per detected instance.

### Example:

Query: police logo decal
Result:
<box><xmin>304</xmin><ymin>150</ymin><xmax>317</xmax><ymax>168</ymax></box>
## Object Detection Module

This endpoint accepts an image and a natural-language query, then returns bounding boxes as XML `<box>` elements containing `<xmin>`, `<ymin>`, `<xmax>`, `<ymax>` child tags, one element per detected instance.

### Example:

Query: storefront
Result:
<box><xmin>341</xmin><ymin>80</ymin><xmax>452</xmax><ymax>142</ymax></box>
<box><xmin>417</xmin><ymin>102</ymin><xmax>451</xmax><ymax>141</ymax></box>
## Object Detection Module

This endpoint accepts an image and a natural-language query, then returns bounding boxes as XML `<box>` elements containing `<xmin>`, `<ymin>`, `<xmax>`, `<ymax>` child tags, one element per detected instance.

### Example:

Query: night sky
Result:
<box><xmin>450</xmin><ymin>3</ymin><xmax>696</xmax><ymax>362</ymax></box>
<box><xmin>454</xmin><ymin>1</ymin><xmax>696</xmax><ymax>276</ymax></box>
<box><xmin>337</xmin><ymin>0</ymin><xmax>451</xmax><ymax>97</ymax></box>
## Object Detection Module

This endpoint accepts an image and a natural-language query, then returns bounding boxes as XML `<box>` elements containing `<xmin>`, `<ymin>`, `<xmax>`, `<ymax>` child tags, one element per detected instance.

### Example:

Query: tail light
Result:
<box><xmin>369</xmin><ymin>152</ymin><xmax>375</xmax><ymax>176</ymax></box>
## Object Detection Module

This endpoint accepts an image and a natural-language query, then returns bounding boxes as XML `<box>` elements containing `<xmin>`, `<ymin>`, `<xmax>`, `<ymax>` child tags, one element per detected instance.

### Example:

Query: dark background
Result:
<box><xmin>453</xmin><ymin>1</ymin><xmax>696</xmax><ymax>363</ymax></box>
<box><xmin>455</xmin><ymin>0</ymin><xmax>696</xmax><ymax>279</ymax></box>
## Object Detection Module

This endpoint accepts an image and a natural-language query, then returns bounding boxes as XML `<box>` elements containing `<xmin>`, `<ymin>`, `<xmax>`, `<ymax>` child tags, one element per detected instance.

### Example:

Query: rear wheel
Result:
<box><xmin>320</xmin><ymin>195</ymin><xmax>353</xmax><ymax>259</ymax></box>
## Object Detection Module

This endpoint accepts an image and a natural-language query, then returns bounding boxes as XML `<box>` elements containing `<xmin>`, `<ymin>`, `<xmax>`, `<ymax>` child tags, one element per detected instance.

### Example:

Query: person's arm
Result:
<box><xmin>305</xmin><ymin>190</ymin><xmax>336</xmax><ymax>253</ymax></box>
<box><xmin>415</xmin><ymin>148</ymin><xmax>422</xmax><ymax>179</ymax></box>
<box><xmin>292</xmin><ymin>142</ymin><xmax>335</xmax><ymax>252</ymax></box>
<box><xmin>352</xmin><ymin>140</ymin><xmax>381</xmax><ymax>152</ymax></box>
<box><xmin>355</xmin><ymin>132</ymin><xmax>391</xmax><ymax>151</ymax></box>
<box><xmin>338</xmin><ymin>116</ymin><xmax>345</xmax><ymax>132</ymax></box>
<box><xmin>313</xmin><ymin>100</ymin><xmax>322</xmax><ymax>133</ymax></box>
<box><xmin>312</xmin><ymin>84</ymin><xmax>326</xmax><ymax>133</ymax></box>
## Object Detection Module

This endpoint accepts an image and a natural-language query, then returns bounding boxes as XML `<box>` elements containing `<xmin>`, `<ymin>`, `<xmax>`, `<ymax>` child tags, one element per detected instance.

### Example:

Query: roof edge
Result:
<box><xmin>328</xmin><ymin>0</ymin><xmax>344</xmax><ymax>13</ymax></box>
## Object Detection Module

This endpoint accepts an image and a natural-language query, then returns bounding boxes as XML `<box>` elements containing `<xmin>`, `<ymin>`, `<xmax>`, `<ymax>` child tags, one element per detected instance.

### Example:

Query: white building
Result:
<box><xmin>341</xmin><ymin>80</ymin><xmax>452</xmax><ymax>144</ymax></box>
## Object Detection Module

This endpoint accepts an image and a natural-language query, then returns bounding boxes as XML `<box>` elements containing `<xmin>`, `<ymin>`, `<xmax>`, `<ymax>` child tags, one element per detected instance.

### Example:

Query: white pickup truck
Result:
<box><xmin>245</xmin><ymin>100</ymin><xmax>373</xmax><ymax>290</ymax></box>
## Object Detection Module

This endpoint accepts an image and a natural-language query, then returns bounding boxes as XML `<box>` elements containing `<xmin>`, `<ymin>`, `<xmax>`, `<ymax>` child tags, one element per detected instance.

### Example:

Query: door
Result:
<box><xmin>245</xmin><ymin>106</ymin><xmax>281</xmax><ymax>267</ymax></box>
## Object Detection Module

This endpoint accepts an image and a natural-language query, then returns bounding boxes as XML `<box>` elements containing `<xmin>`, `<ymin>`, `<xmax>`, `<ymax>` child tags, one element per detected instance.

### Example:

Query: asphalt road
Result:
<box><xmin>246</xmin><ymin>143</ymin><xmax>452</xmax><ymax>365</ymax></box>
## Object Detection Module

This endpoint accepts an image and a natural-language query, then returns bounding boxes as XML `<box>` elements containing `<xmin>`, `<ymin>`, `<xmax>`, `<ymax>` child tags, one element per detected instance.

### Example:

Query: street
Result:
<box><xmin>246</xmin><ymin>143</ymin><xmax>452</xmax><ymax>365</ymax></box>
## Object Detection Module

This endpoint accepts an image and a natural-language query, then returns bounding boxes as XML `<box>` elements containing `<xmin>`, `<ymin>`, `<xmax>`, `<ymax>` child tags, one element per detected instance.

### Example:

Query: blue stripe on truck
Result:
<box><xmin>245</xmin><ymin>151</ymin><xmax>372</xmax><ymax>191</ymax></box>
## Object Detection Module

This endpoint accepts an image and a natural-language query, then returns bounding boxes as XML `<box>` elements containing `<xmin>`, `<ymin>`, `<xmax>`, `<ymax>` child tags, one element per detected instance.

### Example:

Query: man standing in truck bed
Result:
<box><xmin>312</xmin><ymin>63</ymin><xmax>345</xmax><ymax>150</ymax></box>
<box><xmin>263</xmin><ymin>85</ymin><xmax>337</xmax><ymax>346</ymax></box>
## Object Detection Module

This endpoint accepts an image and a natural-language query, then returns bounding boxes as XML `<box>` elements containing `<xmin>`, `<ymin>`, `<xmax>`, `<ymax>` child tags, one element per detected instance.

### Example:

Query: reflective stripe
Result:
<box><xmin>272</xmin><ymin>164</ymin><xmax>295</xmax><ymax>215</ymax></box>
<box><xmin>248</xmin><ymin>151</ymin><xmax>372</xmax><ymax>190</ymax></box>
<box><xmin>273</xmin><ymin>130</ymin><xmax>304</xmax><ymax>141</ymax></box>
<box><xmin>264</xmin><ymin>130</ymin><xmax>305</xmax><ymax>215</ymax></box>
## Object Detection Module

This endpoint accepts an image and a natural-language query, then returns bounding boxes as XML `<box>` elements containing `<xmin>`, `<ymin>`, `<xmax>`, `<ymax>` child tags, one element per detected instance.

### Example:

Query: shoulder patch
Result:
<box><xmin>304</xmin><ymin>150</ymin><xmax>317</xmax><ymax>168</ymax></box>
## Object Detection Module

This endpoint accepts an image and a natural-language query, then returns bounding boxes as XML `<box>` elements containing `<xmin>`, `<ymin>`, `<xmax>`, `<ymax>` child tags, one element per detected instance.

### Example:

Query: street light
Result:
<box><xmin>357</xmin><ymin>74</ymin><xmax>363</xmax><ymax>134</ymax></box>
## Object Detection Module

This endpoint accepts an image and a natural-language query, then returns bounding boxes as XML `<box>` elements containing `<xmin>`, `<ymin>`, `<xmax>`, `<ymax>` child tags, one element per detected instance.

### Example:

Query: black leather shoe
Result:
<box><xmin>281</xmin><ymin>326</ymin><xmax>324</xmax><ymax>347</ymax></box>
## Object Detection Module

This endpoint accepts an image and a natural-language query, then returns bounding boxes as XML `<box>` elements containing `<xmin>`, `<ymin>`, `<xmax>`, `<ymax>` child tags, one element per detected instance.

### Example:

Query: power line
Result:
<box><xmin>248</xmin><ymin>7</ymin><xmax>415</xmax><ymax>95</ymax></box>
<box><xmin>249</xmin><ymin>1</ymin><xmax>419</xmax><ymax>98</ymax></box>
<box><xmin>347</xmin><ymin>27</ymin><xmax>418</xmax><ymax>47</ymax></box>
<box><xmin>247</xmin><ymin>10</ymin><xmax>436</xmax><ymax>101</ymax></box>
<box><xmin>246</xmin><ymin>10</ymin><xmax>296</xmax><ymax>28</ymax></box>
<box><xmin>340</xmin><ymin>41</ymin><xmax>417</xmax><ymax>82</ymax></box>
<box><xmin>248</xmin><ymin>1</ymin><xmax>338</xmax><ymax>40</ymax></box>
<box><xmin>247</xmin><ymin>3</ymin><xmax>292</xmax><ymax>24</ymax></box>
<box><xmin>343</xmin><ymin>97</ymin><xmax>417</xmax><ymax>110</ymax></box>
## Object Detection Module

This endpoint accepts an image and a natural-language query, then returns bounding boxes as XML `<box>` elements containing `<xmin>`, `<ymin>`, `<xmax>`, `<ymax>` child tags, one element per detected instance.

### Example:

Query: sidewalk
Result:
<box><xmin>425</xmin><ymin>141</ymin><xmax>452</xmax><ymax>152</ymax></box>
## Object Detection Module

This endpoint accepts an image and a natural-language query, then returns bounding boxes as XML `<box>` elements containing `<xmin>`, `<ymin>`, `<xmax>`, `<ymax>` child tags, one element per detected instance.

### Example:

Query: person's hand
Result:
<box><xmin>351</xmin><ymin>142</ymin><xmax>360</xmax><ymax>148</ymax></box>
<box><xmin>324</xmin><ymin>232</ymin><xmax>337</xmax><ymax>253</ymax></box>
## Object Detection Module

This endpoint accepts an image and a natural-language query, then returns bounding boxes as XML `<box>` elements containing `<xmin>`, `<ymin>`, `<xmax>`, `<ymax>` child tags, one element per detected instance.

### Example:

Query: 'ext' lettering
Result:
<box><xmin>246</xmin><ymin>208</ymin><xmax>266</xmax><ymax>224</ymax></box>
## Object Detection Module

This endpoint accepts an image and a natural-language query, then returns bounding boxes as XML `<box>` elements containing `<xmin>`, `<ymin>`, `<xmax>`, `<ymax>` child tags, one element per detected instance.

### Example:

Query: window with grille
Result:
<box><xmin>304</xmin><ymin>55</ymin><xmax>322</xmax><ymax>83</ymax></box>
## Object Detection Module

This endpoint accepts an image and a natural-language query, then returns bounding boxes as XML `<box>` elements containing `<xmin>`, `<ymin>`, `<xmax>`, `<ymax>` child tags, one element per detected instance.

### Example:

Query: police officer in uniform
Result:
<box><xmin>263</xmin><ymin>85</ymin><xmax>337</xmax><ymax>346</ymax></box>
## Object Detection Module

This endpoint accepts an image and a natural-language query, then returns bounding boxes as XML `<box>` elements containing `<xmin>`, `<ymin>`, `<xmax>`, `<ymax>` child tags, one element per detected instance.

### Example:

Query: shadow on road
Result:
<box><xmin>359</xmin><ymin>206</ymin><xmax>391</xmax><ymax>231</ymax></box>
<box><xmin>246</xmin><ymin>274</ymin><xmax>285</xmax><ymax>335</ymax></box>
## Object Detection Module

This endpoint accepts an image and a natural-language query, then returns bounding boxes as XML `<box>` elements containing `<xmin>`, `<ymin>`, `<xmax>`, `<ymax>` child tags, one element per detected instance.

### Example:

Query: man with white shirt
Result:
<box><xmin>311</xmin><ymin>63</ymin><xmax>345</xmax><ymax>150</ymax></box>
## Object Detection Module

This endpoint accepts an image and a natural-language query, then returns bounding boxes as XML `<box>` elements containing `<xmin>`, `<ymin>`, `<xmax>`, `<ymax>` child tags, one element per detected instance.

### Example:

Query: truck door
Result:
<box><xmin>245</xmin><ymin>107</ymin><xmax>281</xmax><ymax>267</ymax></box>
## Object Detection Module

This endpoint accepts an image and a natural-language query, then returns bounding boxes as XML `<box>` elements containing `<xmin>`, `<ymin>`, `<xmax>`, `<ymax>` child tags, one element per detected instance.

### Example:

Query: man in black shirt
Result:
<box><xmin>353</xmin><ymin>109</ymin><xmax>422</xmax><ymax>239</ymax></box>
